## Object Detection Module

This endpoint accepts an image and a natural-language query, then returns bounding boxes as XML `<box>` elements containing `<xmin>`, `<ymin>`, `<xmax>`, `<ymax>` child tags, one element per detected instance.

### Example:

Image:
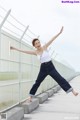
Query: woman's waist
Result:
<box><xmin>40</xmin><ymin>60</ymin><xmax>54</xmax><ymax>72</ymax></box>
<box><xmin>41</xmin><ymin>60</ymin><xmax>52</xmax><ymax>65</ymax></box>
<box><xmin>40</xmin><ymin>58</ymin><xmax>51</xmax><ymax>64</ymax></box>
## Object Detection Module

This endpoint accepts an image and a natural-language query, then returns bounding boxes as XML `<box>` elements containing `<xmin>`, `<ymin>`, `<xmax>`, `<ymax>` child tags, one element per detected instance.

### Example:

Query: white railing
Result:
<box><xmin>0</xmin><ymin>6</ymin><xmax>55</xmax><ymax>112</ymax></box>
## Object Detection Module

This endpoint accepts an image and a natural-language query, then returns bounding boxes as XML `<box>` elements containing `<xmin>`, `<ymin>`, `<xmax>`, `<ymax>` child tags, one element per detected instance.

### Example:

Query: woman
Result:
<box><xmin>10</xmin><ymin>26</ymin><xmax>78</xmax><ymax>102</ymax></box>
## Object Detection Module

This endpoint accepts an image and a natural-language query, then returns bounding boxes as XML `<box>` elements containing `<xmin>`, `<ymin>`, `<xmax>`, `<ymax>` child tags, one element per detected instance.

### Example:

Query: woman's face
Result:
<box><xmin>34</xmin><ymin>40</ymin><xmax>41</xmax><ymax>49</ymax></box>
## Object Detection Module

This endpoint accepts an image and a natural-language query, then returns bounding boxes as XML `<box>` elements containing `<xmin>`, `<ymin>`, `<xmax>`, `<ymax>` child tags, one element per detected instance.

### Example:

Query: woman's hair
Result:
<box><xmin>32</xmin><ymin>38</ymin><xmax>39</xmax><ymax>46</ymax></box>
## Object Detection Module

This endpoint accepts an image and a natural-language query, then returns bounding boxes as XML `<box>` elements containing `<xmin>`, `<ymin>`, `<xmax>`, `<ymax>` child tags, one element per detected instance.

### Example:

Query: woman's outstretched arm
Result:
<box><xmin>43</xmin><ymin>26</ymin><xmax>64</xmax><ymax>49</ymax></box>
<box><xmin>10</xmin><ymin>46</ymin><xmax>36</xmax><ymax>55</ymax></box>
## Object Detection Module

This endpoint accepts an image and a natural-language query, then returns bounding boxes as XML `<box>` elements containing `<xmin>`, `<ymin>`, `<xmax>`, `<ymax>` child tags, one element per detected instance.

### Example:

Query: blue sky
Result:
<box><xmin>0</xmin><ymin>0</ymin><xmax>80</xmax><ymax>71</ymax></box>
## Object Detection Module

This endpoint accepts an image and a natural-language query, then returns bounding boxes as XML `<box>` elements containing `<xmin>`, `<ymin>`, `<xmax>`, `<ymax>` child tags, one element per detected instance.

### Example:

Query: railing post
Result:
<box><xmin>0</xmin><ymin>29</ymin><xmax>1</xmax><ymax>72</ymax></box>
<box><xmin>54</xmin><ymin>53</ymin><xmax>58</xmax><ymax>60</ymax></box>
<box><xmin>20</xmin><ymin>25</ymin><xmax>29</xmax><ymax>41</ymax></box>
<box><xmin>18</xmin><ymin>25</ymin><xmax>29</xmax><ymax>103</ymax></box>
<box><xmin>0</xmin><ymin>9</ymin><xmax>11</xmax><ymax>29</ymax></box>
<box><xmin>0</xmin><ymin>9</ymin><xmax>11</xmax><ymax>70</ymax></box>
<box><xmin>51</xmin><ymin>50</ymin><xmax>55</xmax><ymax>57</ymax></box>
<box><xmin>37</xmin><ymin>35</ymin><xmax>40</xmax><ymax>38</ymax></box>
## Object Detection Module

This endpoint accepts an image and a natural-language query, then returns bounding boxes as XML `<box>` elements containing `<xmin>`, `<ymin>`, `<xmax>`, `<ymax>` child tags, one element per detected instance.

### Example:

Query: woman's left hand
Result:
<box><xmin>60</xmin><ymin>26</ymin><xmax>64</xmax><ymax>34</ymax></box>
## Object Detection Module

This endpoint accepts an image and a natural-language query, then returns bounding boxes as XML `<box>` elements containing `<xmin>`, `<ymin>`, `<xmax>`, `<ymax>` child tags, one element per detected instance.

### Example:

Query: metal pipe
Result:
<box><xmin>0</xmin><ymin>80</ymin><xmax>33</xmax><ymax>87</ymax></box>
<box><xmin>0</xmin><ymin>9</ymin><xmax>11</xmax><ymax>29</ymax></box>
<box><xmin>18</xmin><ymin>25</ymin><xmax>29</xmax><ymax>103</ymax></box>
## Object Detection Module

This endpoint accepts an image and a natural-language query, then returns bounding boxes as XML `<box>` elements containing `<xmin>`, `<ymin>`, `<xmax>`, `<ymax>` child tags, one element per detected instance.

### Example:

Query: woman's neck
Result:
<box><xmin>37</xmin><ymin>47</ymin><xmax>43</xmax><ymax>51</ymax></box>
<box><xmin>36</xmin><ymin>47</ymin><xmax>44</xmax><ymax>55</ymax></box>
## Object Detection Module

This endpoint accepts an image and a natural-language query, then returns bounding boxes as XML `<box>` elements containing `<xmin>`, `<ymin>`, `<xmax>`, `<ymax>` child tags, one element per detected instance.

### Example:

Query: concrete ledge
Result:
<box><xmin>37</xmin><ymin>93</ymin><xmax>48</xmax><ymax>104</ymax></box>
<box><xmin>46</xmin><ymin>89</ymin><xmax>54</xmax><ymax>97</ymax></box>
<box><xmin>21</xmin><ymin>98</ymin><xmax>39</xmax><ymax>114</ymax></box>
<box><xmin>56</xmin><ymin>85</ymin><xmax>61</xmax><ymax>91</ymax></box>
<box><xmin>22</xmin><ymin>118</ymin><xmax>28</xmax><ymax>120</ymax></box>
<box><xmin>1</xmin><ymin>107</ymin><xmax>24</xmax><ymax>120</ymax></box>
<box><xmin>52</xmin><ymin>87</ymin><xmax>58</xmax><ymax>93</ymax></box>
<box><xmin>52</xmin><ymin>86</ymin><xmax>61</xmax><ymax>93</ymax></box>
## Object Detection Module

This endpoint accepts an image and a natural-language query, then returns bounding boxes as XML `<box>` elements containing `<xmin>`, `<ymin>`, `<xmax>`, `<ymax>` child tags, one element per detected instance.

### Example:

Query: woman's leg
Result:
<box><xmin>28</xmin><ymin>64</ymin><xmax>48</xmax><ymax>102</ymax></box>
<box><xmin>49</xmin><ymin>64</ymin><xmax>78</xmax><ymax>96</ymax></box>
<box><xmin>29</xmin><ymin>71</ymin><xmax>47</xmax><ymax>96</ymax></box>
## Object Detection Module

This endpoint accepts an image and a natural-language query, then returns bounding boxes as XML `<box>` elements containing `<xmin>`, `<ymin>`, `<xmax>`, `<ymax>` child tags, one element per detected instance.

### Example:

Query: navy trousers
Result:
<box><xmin>29</xmin><ymin>61</ymin><xmax>72</xmax><ymax>96</ymax></box>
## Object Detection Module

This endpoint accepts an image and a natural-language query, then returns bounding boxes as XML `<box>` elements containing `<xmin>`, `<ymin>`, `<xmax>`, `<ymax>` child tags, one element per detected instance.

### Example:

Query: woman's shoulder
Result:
<box><xmin>42</xmin><ymin>43</ymin><xmax>47</xmax><ymax>50</ymax></box>
<box><xmin>35</xmin><ymin>48</ymin><xmax>43</xmax><ymax>56</ymax></box>
<box><xmin>34</xmin><ymin>50</ymin><xmax>38</xmax><ymax>56</ymax></box>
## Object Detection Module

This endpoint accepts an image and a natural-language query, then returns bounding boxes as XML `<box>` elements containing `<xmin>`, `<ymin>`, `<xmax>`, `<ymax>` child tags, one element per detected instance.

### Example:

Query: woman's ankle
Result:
<box><xmin>72</xmin><ymin>90</ymin><xmax>79</xmax><ymax>96</ymax></box>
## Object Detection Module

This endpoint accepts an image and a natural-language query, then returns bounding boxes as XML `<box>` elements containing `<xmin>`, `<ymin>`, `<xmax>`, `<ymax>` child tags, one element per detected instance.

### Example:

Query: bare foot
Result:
<box><xmin>72</xmin><ymin>90</ymin><xmax>79</xmax><ymax>96</ymax></box>
<box><xmin>26</xmin><ymin>96</ymin><xmax>32</xmax><ymax>103</ymax></box>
